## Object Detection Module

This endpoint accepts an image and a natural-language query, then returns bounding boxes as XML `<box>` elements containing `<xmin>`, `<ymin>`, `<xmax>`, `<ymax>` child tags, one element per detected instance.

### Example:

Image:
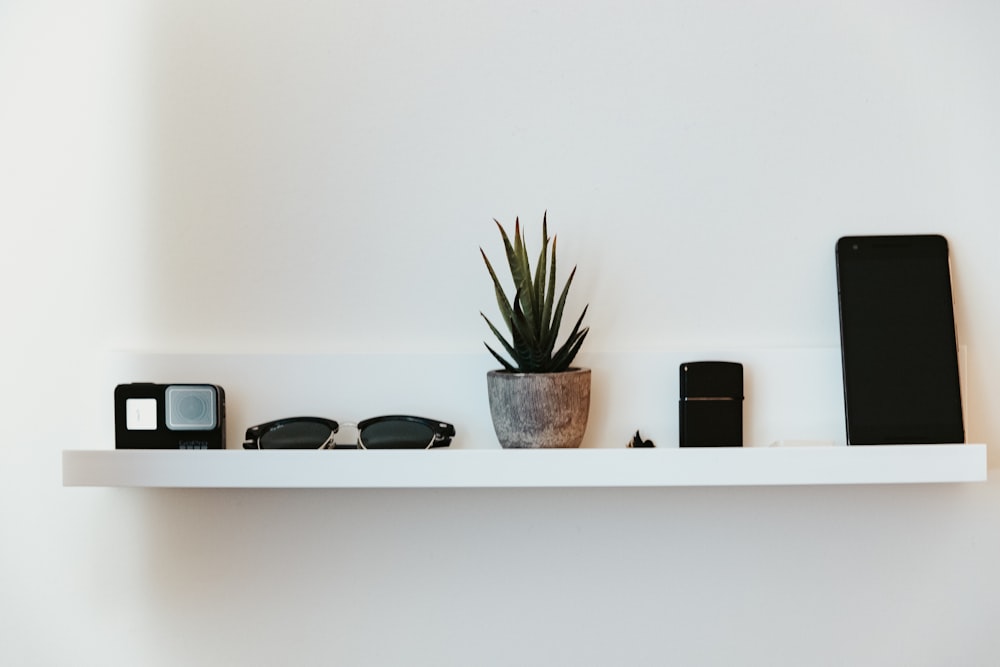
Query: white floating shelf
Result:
<box><xmin>62</xmin><ymin>444</ymin><xmax>987</xmax><ymax>489</ymax></box>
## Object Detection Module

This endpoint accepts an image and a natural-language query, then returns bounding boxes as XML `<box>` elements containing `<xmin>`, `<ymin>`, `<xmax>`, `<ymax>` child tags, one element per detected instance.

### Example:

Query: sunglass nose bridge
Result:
<box><xmin>336</xmin><ymin>422</ymin><xmax>361</xmax><ymax>446</ymax></box>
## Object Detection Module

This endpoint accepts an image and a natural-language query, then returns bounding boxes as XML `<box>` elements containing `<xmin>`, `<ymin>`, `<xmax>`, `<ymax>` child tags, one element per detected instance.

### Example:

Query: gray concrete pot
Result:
<box><xmin>486</xmin><ymin>368</ymin><xmax>591</xmax><ymax>448</ymax></box>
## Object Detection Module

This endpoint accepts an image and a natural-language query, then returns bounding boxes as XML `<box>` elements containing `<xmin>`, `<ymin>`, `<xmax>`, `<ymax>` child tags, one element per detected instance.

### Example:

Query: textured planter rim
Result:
<box><xmin>486</xmin><ymin>367</ymin><xmax>591</xmax><ymax>449</ymax></box>
<box><xmin>487</xmin><ymin>366</ymin><xmax>589</xmax><ymax>378</ymax></box>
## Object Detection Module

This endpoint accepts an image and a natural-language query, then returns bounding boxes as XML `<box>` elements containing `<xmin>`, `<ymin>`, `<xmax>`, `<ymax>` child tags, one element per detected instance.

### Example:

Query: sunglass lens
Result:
<box><xmin>360</xmin><ymin>421</ymin><xmax>434</xmax><ymax>449</ymax></box>
<box><xmin>259</xmin><ymin>422</ymin><xmax>333</xmax><ymax>449</ymax></box>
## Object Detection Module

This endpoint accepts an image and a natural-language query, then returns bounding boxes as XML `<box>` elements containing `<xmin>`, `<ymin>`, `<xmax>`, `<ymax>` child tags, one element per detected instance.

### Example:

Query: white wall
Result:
<box><xmin>3</xmin><ymin>1</ymin><xmax>1000</xmax><ymax>665</ymax></box>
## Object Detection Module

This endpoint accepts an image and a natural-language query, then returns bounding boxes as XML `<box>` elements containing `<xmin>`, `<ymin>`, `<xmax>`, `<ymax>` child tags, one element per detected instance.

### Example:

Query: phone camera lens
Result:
<box><xmin>852</xmin><ymin>244</ymin><xmax>859</xmax><ymax>251</ymax></box>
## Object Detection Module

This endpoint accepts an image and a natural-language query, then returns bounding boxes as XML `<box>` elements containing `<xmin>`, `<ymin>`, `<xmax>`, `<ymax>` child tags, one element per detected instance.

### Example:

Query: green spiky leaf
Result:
<box><xmin>480</xmin><ymin>213</ymin><xmax>589</xmax><ymax>373</ymax></box>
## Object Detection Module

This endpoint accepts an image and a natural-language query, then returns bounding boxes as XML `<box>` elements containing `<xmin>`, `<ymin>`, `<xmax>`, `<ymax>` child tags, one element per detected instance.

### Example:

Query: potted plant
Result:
<box><xmin>481</xmin><ymin>212</ymin><xmax>591</xmax><ymax>448</ymax></box>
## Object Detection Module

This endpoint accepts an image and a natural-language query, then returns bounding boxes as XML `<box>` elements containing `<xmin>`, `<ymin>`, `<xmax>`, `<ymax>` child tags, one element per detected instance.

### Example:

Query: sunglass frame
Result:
<box><xmin>243</xmin><ymin>415</ymin><xmax>455</xmax><ymax>450</ymax></box>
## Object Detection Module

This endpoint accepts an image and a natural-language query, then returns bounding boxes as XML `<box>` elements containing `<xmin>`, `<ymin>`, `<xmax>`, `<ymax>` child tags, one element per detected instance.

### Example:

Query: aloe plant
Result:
<box><xmin>480</xmin><ymin>213</ymin><xmax>589</xmax><ymax>373</ymax></box>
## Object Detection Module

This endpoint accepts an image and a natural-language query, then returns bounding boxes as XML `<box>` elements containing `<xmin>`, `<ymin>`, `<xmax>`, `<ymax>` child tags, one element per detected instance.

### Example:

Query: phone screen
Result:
<box><xmin>836</xmin><ymin>235</ymin><xmax>964</xmax><ymax>445</ymax></box>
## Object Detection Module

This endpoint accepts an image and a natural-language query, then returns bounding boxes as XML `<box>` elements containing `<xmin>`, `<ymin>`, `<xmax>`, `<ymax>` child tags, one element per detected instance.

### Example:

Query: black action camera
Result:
<box><xmin>115</xmin><ymin>383</ymin><xmax>226</xmax><ymax>449</ymax></box>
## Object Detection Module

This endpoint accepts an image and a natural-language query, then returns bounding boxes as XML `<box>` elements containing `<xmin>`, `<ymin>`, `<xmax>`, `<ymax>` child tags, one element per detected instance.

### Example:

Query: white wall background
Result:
<box><xmin>3</xmin><ymin>1</ymin><xmax>1000</xmax><ymax>665</ymax></box>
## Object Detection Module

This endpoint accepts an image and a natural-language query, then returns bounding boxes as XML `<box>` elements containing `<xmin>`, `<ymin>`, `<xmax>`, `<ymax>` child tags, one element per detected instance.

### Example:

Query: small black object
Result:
<box><xmin>628</xmin><ymin>430</ymin><xmax>654</xmax><ymax>448</ymax></box>
<box><xmin>679</xmin><ymin>362</ymin><xmax>743</xmax><ymax>447</ymax></box>
<box><xmin>115</xmin><ymin>383</ymin><xmax>226</xmax><ymax>449</ymax></box>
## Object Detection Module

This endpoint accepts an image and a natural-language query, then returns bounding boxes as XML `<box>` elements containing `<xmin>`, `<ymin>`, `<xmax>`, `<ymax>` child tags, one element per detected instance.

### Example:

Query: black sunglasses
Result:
<box><xmin>243</xmin><ymin>415</ymin><xmax>455</xmax><ymax>450</ymax></box>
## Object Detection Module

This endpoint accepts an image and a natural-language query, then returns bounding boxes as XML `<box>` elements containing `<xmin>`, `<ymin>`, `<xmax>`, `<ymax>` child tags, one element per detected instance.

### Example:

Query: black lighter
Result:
<box><xmin>679</xmin><ymin>361</ymin><xmax>743</xmax><ymax>447</ymax></box>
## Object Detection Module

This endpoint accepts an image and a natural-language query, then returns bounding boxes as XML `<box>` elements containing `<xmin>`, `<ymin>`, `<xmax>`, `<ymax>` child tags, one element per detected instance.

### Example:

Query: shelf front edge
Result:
<box><xmin>62</xmin><ymin>445</ymin><xmax>987</xmax><ymax>489</ymax></box>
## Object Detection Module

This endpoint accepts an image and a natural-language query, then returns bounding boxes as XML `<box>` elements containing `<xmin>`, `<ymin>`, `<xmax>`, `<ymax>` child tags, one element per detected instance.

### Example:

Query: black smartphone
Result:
<box><xmin>835</xmin><ymin>235</ymin><xmax>964</xmax><ymax>445</ymax></box>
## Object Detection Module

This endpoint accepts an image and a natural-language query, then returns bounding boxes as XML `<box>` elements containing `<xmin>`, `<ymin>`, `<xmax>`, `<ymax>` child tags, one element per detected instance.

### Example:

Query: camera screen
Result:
<box><xmin>125</xmin><ymin>398</ymin><xmax>158</xmax><ymax>430</ymax></box>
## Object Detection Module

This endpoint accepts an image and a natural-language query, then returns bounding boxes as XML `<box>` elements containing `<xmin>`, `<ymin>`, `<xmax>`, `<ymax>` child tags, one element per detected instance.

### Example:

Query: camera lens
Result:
<box><xmin>178</xmin><ymin>394</ymin><xmax>208</xmax><ymax>421</ymax></box>
<box><xmin>852</xmin><ymin>244</ymin><xmax>859</xmax><ymax>251</ymax></box>
<box><xmin>165</xmin><ymin>385</ymin><xmax>217</xmax><ymax>430</ymax></box>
